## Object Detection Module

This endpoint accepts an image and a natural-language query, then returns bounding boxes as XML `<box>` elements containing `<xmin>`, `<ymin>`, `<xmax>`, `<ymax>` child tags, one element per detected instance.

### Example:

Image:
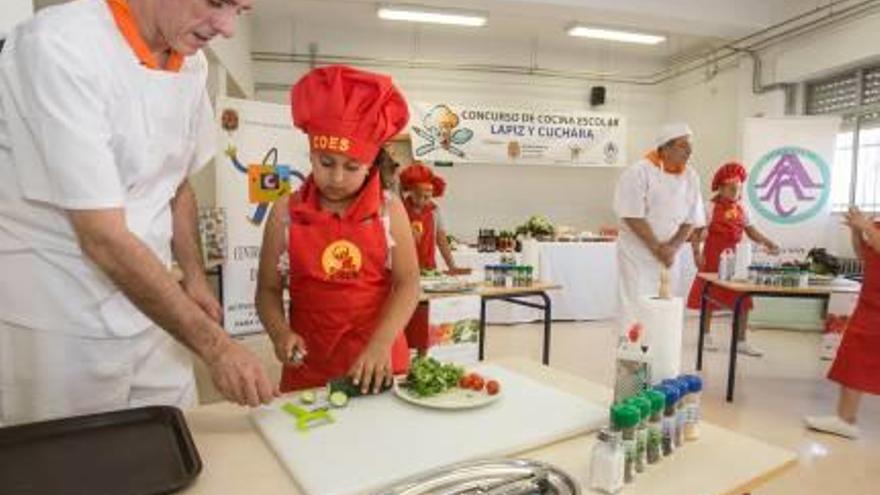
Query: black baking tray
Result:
<box><xmin>0</xmin><ymin>405</ymin><xmax>202</xmax><ymax>495</ymax></box>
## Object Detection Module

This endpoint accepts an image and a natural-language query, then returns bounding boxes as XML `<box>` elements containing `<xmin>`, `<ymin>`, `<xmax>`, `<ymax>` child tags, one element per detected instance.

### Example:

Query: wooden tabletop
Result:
<box><xmin>180</xmin><ymin>358</ymin><xmax>796</xmax><ymax>495</ymax></box>
<box><xmin>420</xmin><ymin>281</ymin><xmax>562</xmax><ymax>301</ymax></box>
<box><xmin>698</xmin><ymin>273</ymin><xmax>861</xmax><ymax>295</ymax></box>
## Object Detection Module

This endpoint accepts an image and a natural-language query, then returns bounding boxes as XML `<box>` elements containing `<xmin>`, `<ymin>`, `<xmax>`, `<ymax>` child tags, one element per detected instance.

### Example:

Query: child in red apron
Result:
<box><xmin>805</xmin><ymin>208</ymin><xmax>880</xmax><ymax>439</ymax></box>
<box><xmin>255</xmin><ymin>65</ymin><xmax>420</xmax><ymax>394</ymax></box>
<box><xmin>398</xmin><ymin>163</ymin><xmax>466</xmax><ymax>351</ymax></box>
<box><xmin>687</xmin><ymin>162</ymin><xmax>778</xmax><ymax>356</ymax></box>
<box><xmin>399</xmin><ymin>163</ymin><xmax>462</xmax><ymax>273</ymax></box>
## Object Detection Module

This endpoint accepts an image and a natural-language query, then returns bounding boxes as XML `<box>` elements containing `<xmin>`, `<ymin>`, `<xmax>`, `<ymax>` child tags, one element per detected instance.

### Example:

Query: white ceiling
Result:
<box><xmin>253</xmin><ymin>0</ymin><xmax>828</xmax><ymax>59</ymax></box>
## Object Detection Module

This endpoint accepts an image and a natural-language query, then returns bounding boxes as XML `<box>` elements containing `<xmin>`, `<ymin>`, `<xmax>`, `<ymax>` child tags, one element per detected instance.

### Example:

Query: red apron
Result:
<box><xmin>281</xmin><ymin>170</ymin><xmax>409</xmax><ymax>392</ymax></box>
<box><xmin>829</xmin><ymin>223</ymin><xmax>880</xmax><ymax>395</ymax></box>
<box><xmin>404</xmin><ymin>199</ymin><xmax>437</xmax><ymax>271</ymax></box>
<box><xmin>687</xmin><ymin>198</ymin><xmax>753</xmax><ymax>312</ymax></box>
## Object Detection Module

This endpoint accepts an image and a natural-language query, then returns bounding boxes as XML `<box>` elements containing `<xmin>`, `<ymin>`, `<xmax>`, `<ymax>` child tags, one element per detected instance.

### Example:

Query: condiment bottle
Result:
<box><xmin>644</xmin><ymin>389</ymin><xmax>666</xmax><ymax>465</ymax></box>
<box><xmin>611</xmin><ymin>404</ymin><xmax>640</xmax><ymax>484</ymax></box>
<box><xmin>589</xmin><ymin>428</ymin><xmax>624</xmax><ymax>494</ymax></box>
<box><xmin>627</xmin><ymin>396</ymin><xmax>652</xmax><ymax>473</ymax></box>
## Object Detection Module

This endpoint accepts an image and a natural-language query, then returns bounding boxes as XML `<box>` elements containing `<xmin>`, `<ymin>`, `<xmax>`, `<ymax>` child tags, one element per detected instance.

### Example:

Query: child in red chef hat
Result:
<box><xmin>399</xmin><ymin>162</ymin><xmax>464</xmax><ymax>274</ymax></box>
<box><xmin>687</xmin><ymin>161</ymin><xmax>779</xmax><ymax>356</ymax></box>
<box><xmin>256</xmin><ymin>65</ymin><xmax>420</xmax><ymax>394</ymax></box>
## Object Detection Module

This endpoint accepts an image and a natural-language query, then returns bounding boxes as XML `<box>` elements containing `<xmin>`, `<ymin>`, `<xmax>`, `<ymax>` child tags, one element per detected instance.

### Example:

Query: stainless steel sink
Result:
<box><xmin>375</xmin><ymin>458</ymin><xmax>580</xmax><ymax>495</ymax></box>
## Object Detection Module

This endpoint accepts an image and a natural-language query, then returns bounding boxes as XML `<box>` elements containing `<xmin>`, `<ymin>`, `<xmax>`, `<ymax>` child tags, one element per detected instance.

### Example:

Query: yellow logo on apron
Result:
<box><xmin>411</xmin><ymin>220</ymin><xmax>425</xmax><ymax>238</ymax></box>
<box><xmin>322</xmin><ymin>240</ymin><xmax>363</xmax><ymax>280</ymax></box>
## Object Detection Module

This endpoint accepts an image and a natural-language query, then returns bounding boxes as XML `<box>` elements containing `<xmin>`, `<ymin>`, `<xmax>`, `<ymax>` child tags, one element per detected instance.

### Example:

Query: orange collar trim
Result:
<box><xmin>106</xmin><ymin>0</ymin><xmax>184</xmax><ymax>72</ymax></box>
<box><xmin>645</xmin><ymin>149</ymin><xmax>686</xmax><ymax>176</ymax></box>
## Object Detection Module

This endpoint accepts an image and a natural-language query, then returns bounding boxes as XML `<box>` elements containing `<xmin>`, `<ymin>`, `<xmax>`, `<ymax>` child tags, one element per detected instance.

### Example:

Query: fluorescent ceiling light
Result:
<box><xmin>567</xmin><ymin>25</ymin><xmax>666</xmax><ymax>45</ymax></box>
<box><xmin>377</xmin><ymin>4</ymin><xmax>488</xmax><ymax>27</ymax></box>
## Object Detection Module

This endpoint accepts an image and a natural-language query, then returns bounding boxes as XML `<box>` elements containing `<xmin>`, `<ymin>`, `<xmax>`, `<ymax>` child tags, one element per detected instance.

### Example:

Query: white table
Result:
<box><xmin>450</xmin><ymin>242</ymin><xmax>619</xmax><ymax>323</ymax></box>
<box><xmin>181</xmin><ymin>358</ymin><xmax>797</xmax><ymax>495</ymax></box>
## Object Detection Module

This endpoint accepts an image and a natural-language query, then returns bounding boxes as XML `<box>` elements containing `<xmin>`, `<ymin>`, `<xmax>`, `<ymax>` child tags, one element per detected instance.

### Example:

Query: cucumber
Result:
<box><xmin>300</xmin><ymin>390</ymin><xmax>317</xmax><ymax>405</ymax></box>
<box><xmin>328</xmin><ymin>376</ymin><xmax>392</xmax><ymax>398</ymax></box>
<box><xmin>328</xmin><ymin>391</ymin><xmax>349</xmax><ymax>408</ymax></box>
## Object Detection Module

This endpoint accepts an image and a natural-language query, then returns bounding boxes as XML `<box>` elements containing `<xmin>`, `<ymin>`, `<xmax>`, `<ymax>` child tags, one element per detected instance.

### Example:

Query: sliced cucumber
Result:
<box><xmin>300</xmin><ymin>390</ymin><xmax>317</xmax><ymax>405</ymax></box>
<box><xmin>328</xmin><ymin>391</ymin><xmax>349</xmax><ymax>408</ymax></box>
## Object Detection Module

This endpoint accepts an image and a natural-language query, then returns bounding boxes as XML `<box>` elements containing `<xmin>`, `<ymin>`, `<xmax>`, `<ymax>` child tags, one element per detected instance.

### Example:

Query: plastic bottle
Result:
<box><xmin>611</xmin><ymin>404</ymin><xmax>640</xmax><ymax>484</ymax></box>
<box><xmin>718</xmin><ymin>249</ymin><xmax>733</xmax><ymax>281</ymax></box>
<box><xmin>655</xmin><ymin>385</ymin><xmax>679</xmax><ymax>457</ymax></box>
<box><xmin>589</xmin><ymin>428</ymin><xmax>625</xmax><ymax>494</ymax></box>
<box><xmin>627</xmin><ymin>396</ymin><xmax>652</xmax><ymax>473</ymax></box>
<box><xmin>644</xmin><ymin>390</ymin><xmax>666</xmax><ymax>465</ymax></box>
<box><xmin>682</xmin><ymin>375</ymin><xmax>704</xmax><ymax>441</ymax></box>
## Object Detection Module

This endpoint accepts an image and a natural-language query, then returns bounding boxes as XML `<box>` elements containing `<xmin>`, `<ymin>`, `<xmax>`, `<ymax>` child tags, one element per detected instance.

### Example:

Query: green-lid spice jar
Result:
<box><xmin>627</xmin><ymin>396</ymin><xmax>652</xmax><ymax>473</ymax></box>
<box><xmin>611</xmin><ymin>404</ymin><xmax>641</xmax><ymax>484</ymax></box>
<box><xmin>644</xmin><ymin>389</ymin><xmax>666</xmax><ymax>465</ymax></box>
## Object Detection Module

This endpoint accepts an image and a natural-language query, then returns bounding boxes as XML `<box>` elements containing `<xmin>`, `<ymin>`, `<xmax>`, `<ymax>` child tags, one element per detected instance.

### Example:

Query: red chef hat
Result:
<box><xmin>400</xmin><ymin>162</ymin><xmax>446</xmax><ymax>198</ymax></box>
<box><xmin>291</xmin><ymin>65</ymin><xmax>409</xmax><ymax>165</ymax></box>
<box><xmin>712</xmin><ymin>161</ymin><xmax>747</xmax><ymax>191</ymax></box>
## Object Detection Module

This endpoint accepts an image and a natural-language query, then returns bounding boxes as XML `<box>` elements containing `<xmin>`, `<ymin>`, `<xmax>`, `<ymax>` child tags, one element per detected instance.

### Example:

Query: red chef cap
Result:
<box><xmin>712</xmin><ymin>161</ymin><xmax>747</xmax><ymax>191</ymax></box>
<box><xmin>291</xmin><ymin>65</ymin><xmax>409</xmax><ymax>165</ymax></box>
<box><xmin>400</xmin><ymin>162</ymin><xmax>446</xmax><ymax>198</ymax></box>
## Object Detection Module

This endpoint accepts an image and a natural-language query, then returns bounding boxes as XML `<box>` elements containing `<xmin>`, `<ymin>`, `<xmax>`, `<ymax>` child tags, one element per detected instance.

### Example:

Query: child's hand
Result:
<box><xmin>348</xmin><ymin>341</ymin><xmax>393</xmax><ymax>394</ymax></box>
<box><xmin>843</xmin><ymin>207</ymin><xmax>872</xmax><ymax>232</ymax></box>
<box><xmin>274</xmin><ymin>332</ymin><xmax>307</xmax><ymax>366</ymax></box>
<box><xmin>764</xmin><ymin>241</ymin><xmax>781</xmax><ymax>256</ymax></box>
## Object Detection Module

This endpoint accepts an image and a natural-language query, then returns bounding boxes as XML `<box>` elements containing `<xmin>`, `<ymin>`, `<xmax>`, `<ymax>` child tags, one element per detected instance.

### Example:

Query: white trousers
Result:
<box><xmin>0</xmin><ymin>321</ymin><xmax>197</xmax><ymax>425</ymax></box>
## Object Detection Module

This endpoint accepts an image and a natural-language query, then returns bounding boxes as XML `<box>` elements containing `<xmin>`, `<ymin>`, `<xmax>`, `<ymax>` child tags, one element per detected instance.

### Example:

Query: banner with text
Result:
<box><xmin>216</xmin><ymin>98</ymin><xmax>309</xmax><ymax>335</ymax></box>
<box><xmin>743</xmin><ymin>117</ymin><xmax>840</xmax><ymax>252</ymax></box>
<box><xmin>410</xmin><ymin>103</ymin><xmax>626</xmax><ymax>167</ymax></box>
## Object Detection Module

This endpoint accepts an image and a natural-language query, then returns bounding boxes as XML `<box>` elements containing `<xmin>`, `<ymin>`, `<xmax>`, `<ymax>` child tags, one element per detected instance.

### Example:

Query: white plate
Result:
<box><xmin>393</xmin><ymin>381</ymin><xmax>502</xmax><ymax>410</ymax></box>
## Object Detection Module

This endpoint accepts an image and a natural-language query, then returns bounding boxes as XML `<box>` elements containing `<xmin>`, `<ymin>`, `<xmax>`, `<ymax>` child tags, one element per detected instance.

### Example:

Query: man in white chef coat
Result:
<box><xmin>613</xmin><ymin>123</ymin><xmax>706</xmax><ymax>335</ymax></box>
<box><xmin>0</xmin><ymin>0</ymin><xmax>277</xmax><ymax>425</ymax></box>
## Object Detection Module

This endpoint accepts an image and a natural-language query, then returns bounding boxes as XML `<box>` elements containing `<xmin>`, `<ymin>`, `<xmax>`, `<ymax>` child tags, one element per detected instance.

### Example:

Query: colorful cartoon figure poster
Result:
<box><xmin>426</xmin><ymin>295</ymin><xmax>481</xmax><ymax>366</ymax></box>
<box><xmin>743</xmin><ymin>117</ymin><xmax>840</xmax><ymax>251</ymax></box>
<box><xmin>410</xmin><ymin>102</ymin><xmax>626</xmax><ymax>167</ymax></box>
<box><xmin>216</xmin><ymin>98</ymin><xmax>309</xmax><ymax>335</ymax></box>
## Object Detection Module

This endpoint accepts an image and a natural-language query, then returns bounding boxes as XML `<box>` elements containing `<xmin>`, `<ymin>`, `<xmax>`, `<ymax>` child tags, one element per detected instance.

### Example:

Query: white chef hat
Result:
<box><xmin>655</xmin><ymin>122</ymin><xmax>693</xmax><ymax>148</ymax></box>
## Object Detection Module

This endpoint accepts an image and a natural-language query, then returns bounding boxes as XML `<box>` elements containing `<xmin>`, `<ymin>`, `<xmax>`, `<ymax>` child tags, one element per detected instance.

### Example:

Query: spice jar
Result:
<box><xmin>589</xmin><ymin>428</ymin><xmax>624</xmax><ymax>494</ymax></box>
<box><xmin>655</xmin><ymin>385</ymin><xmax>679</xmax><ymax>457</ymax></box>
<box><xmin>644</xmin><ymin>389</ymin><xmax>665</xmax><ymax>465</ymax></box>
<box><xmin>627</xmin><ymin>396</ymin><xmax>652</xmax><ymax>474</ymax></box>
<box><xmin>682</xmin><ymin>375</ymin><xmax>703</xmax><ymax>441</ymax></box>
<box><xmin>663</xmin><ymin>379</ymin><xmax>688</xmax><ymax>448</ymax></box>
<box><xmin>611</xmin><ymin>404</ymin><xmax>640</xmax><ymax>484</ymax></box>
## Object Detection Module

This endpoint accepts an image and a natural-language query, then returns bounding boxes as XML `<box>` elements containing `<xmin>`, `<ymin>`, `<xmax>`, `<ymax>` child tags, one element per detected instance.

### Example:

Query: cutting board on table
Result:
<box><xmin>250</xmin><ymin>364</ymin><xmax>606</xmax><ymax>495</ymax></box>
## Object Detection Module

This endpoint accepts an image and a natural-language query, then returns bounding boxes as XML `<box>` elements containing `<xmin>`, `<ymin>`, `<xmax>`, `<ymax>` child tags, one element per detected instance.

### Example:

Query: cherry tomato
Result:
<box><xmin>470</xmin><ymin>375</ymin><xmax>485</xmax><ymax>391</ymax></box>
<box><xmin>486</xmin><ymin>380</ymin><xmax>500</xmax><ymax>396</ymax></box>
<box><xmin>459</xmin><ymin>375</ymin><xmax>471</xmax><ymax>388</ymax></box>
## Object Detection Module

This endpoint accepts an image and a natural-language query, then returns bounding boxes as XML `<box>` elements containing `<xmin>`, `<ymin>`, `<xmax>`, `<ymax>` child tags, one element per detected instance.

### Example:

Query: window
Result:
<box><xmin>807</xmin><ymin>68</ymin><xmax>880</xmax><ymax>211</ymax></box>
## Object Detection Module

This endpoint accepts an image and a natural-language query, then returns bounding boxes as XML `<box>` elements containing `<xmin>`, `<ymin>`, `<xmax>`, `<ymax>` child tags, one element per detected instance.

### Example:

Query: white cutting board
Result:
<box><xmin>250</xmin><ymin>364</ymin><xmax>606</xmax><ymax>495</ymax></box>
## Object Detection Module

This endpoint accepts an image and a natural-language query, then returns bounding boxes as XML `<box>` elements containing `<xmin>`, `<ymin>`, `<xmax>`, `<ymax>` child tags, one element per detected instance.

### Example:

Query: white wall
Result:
<box><xmin>249</xmin><ymin>15</ymin><xmax>667</xmax><ymax>240</ymax></box>
<box><xmin>1</xmin><ymin>0</ymin><xmax>33</xmax><ymax>36</ymax></box>
<box><xmin>206</xmin><ymin>15</ymin><xmax>256</xmax><ymax>98</ymax></box>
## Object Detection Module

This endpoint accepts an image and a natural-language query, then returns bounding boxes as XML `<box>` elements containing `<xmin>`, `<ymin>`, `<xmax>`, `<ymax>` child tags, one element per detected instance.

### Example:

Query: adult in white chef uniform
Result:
<box><xmin>0</xmin><ymin>0</ymin><xmax>277</xmax><ymax>425</ymax></box>
<box><xmin>613</xmin><ymin>123</ymin><xmax>706</xmax><ymax>334</ymax></box>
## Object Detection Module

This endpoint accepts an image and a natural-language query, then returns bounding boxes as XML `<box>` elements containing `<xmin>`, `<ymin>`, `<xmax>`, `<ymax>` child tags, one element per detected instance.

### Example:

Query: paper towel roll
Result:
<box><xmin>521</xmin><ymin>238</ymin><xmax>540</xmax><ymax>281</ymax></box>
<box><xmin>635</xmin><ymin>295</ymin><xmax>684</xmax><ymax>383</ymax></box>
<box><xmin>734</xmin><ymin>240</ymin><xmax>752</xmax><ymax>281</ymax></box>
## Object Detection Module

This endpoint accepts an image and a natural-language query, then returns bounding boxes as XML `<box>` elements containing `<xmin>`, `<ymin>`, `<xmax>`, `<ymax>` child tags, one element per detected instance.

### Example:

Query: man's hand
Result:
<box><xmin>653</xmin><ymin>242</ymin><xmax>677</xmax><ymax>268</ymax></box>
<box><xmin>184</xmin><ymin>278</ymin><xmax>222</xmax><ymax>323</ymax></box>
<box><xmin>207</xmin><ymin>339</ymin><xmax>279</xmax><ymax>407</ymax></box>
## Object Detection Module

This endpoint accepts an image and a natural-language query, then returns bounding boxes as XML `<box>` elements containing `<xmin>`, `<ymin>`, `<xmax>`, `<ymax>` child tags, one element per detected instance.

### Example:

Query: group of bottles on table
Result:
<box><xmin>589</xmin><ymin>374</ymin><xmax>703</xmax><ymax>494</ymax></box>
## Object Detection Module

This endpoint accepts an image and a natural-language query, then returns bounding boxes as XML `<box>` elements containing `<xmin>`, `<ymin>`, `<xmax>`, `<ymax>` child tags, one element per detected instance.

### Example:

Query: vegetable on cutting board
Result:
<box><xmin>328</xmin><ymin>376</ymin><xmax>393</xmax><ymax>397</ymax></box>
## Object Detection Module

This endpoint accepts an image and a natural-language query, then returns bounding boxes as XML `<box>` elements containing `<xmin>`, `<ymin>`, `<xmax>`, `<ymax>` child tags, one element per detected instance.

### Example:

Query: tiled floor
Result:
<box><xmin>196</xmin><ymin>315</ymin><xmax>878</xmax><ymax>494</ymax></box>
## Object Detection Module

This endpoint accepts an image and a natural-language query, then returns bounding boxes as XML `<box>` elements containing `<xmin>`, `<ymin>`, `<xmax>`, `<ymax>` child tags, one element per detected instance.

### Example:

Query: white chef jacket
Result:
<box><xmin>613</xmin><ymin>158</ymin><xmax>706</xmax><ymax>332</ymax></box>
<box><xmin>0</xmin><ymin>0</ymin><xmax>216</xmax><ymax>338</ymax></box>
